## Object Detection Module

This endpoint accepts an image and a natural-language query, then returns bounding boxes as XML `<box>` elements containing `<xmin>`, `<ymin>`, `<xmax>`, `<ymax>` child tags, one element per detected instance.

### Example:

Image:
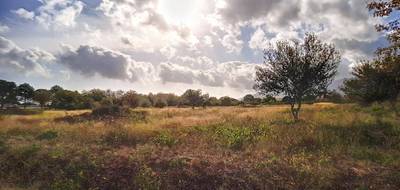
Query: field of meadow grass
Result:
<box><xmin>0</xmin><ymin>103</ymin><xmax>399</xmax><ymax>189</ymax></box>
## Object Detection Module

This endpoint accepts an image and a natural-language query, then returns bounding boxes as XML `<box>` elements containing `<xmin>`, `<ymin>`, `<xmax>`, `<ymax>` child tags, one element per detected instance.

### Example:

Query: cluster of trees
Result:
<box><xmin>1</xmin><ymin>79</ymin><xmax>346</xmax><ymax>111</ymax></box>
<box><xmin>342</xmin><ymin>0</ymin><xmax>399</xmax><ymax>115</ymax></box>
<box><xmin>0</xmin><ymin>81</ymin><xmax>261</xmax><ymax>110</ymax></box>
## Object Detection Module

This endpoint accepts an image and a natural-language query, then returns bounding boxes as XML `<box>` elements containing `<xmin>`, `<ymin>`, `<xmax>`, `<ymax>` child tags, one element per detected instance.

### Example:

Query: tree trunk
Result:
<box><xmin>290</xmin><ymin>100</ymin><xmax>302</xmax><ymax>122</ymax></box>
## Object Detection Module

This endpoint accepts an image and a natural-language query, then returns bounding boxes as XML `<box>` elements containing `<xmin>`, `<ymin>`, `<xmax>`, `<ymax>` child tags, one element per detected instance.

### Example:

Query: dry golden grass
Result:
<box><xmin>0</xmin><ymin>104</ymin><xmax>399</xmax><ymax>189</ymax></box>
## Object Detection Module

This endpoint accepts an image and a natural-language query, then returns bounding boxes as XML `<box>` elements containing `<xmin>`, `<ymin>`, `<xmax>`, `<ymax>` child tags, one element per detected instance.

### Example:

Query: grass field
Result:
<box><xmin>0</xmin><ymin>103</ymin><xmax>399</xmax><ymax>189</ymax></box>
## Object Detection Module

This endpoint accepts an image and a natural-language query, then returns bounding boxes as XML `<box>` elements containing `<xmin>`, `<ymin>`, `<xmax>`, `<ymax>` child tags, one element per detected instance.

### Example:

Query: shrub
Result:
<box><xmin>215</xmin><ymin>126</ymin><xmax>253</xmax><ymax>150</ymax></box>
<box><xmin>15</xmin><ymin>144</ymin><xmax>41</xmax><ymax>159</ymax></box>
<box><xmin>92</xmin><ymin>105</ymin><xmax>132</xmax><ymax>117</ymax></box>
<box><xmin>153</xmin><ymin>132</ymin><xmax>178</xmax><ymax>147</ymax></box>
<box><xmin>130</xmin><ymin>110</ymin><xmax>149</xmax><ymax>122</ymax></box>
<box><xmin>154</xmin><ymin>100</ymin><xmax>167</xmax><ymax>108</ymax></box>
<box><xmin>102</xmin><ymin>128</ymin><xmax>137</xmax><ymax>147</ymax></box>
<box><xmin>214</xmin><ymin>124</ymin><xmax>269</xmax><ymax>150</ymax></box>
<box><xmin>36</xmin><ymin>130</ymin><xmax>58</xmax><ymax>141</ymax></box>
<box><xmin>134</xmin><ymin>165</ymin><xmax>161</xmax><ymax>190</ymax></box>
<box><xmin>0</xmin><ymin>138</ymin><xmax>7</xmax><ymax>154</ymax></box>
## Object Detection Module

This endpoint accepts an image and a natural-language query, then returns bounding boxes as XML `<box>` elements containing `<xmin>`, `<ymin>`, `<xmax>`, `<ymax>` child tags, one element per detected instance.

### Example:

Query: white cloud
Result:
<box><xmin>249</xmin><ymin>27</ymin><xmax>268</xmax><ymax>50</ymax></box>
<box><xmin>0</xmin><ymin>36</ymin><xmax>54</xmax><ymax>76</ymax></box>
<box><xmin>0</xmin><ymin>23</ymin><xmax>9</xmax><ymax>33</ymax></box>
<box><xmin>11</xmin><ymin>0</ymin><xmax>84</xmax><ymax>30</ymax></box>
<box><xmin>12</xmin><ymin>8</ymin><xmax>34</xmax><ymax>20</ymax></box>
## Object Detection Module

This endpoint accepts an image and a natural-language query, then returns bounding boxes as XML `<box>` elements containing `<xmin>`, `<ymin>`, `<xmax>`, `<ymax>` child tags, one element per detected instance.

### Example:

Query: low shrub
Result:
<box><xmin>0</xmin><ymin>138</ymin><xmax>7</xmax><ymax>154</ymax></box>
<box><xmin>92</xmin><ymin>105</ymin><xmax>132</xmax><ymax>117</ymax></box>
<box><xmin>36</xmin><ymin>130</ymin><xmax>58</xmax><ymax>141</ymax></box>
<box><xmin>154</xmin><ymin>100</ymin><xmax>167</xmax><ymax>108</ymax></box>
<box><xmin>214</xmin><ymin>124</ymin><xmax>269</xmax><ymax>150</ymax></box>
<box><xmin>102</xmin><ymin>128</ymin><xmax>138</xmax><ymax>147</ymax></box>
<box><xmin>134</xmin><ymin>165</ymin><xmax>161</xmax><ymax>190</ymax></box>
<box><xmin>153</xmin><ymin>132</ymin><xmax>178</xmax><ymax>147</ymax></box>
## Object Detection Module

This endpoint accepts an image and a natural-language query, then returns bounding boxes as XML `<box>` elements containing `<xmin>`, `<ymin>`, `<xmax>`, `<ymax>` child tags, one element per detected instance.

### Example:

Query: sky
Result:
<box><xmin>0</xmin><ymin>0</ymin><xmax>389</xmax><ymax>98</ymax></box>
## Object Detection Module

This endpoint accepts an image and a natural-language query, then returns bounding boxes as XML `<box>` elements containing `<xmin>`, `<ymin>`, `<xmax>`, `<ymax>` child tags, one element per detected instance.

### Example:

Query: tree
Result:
<box><xmin>243</xmin><ymin>94</ymin><xmax>255</xmax><ymax>105</ymax></box>
<box><xmin>262</xmin><ymin>95</ymin><xmax>277</xmax><ymax>105</ymax></box>
<box><xmin>367</xmin><ymin>0</ymin><xmax>399</xmax><ymax>56</ymax></box>
<box><xmin>254</xmin><ymin>33</ymin><xmax>340</xmax><ymax>121</ymax></box>
<box><xmin>181</xmin><ymin>89</ymin><xmax>203</xmax><ymax>109</ymax></box>
<box><xmin>154</xmin><ymin>99</ymin><xmax>167</xmax><ymax>108</ymax></box>
<box><xmin>220</xmin><ymin>96</ymin><xmax>239</xmax><ymax>106</ymax></box>
<box><xmin>120</xmin><ymin>91</ymin><xmax>139</xmax><ymax>108</ymax></box>
<box><xmin>0</xmin><ymin>80</ymin><xmax>17</xmax><ymax>109</ymax></box>
<box><xmin>342</xmin><ymin>60</ymin><xmax>399</xmax><ymax>110</ymax></box>
<box><xmin>50</xmin><ymin>85</ymin><xmax>64</xmax><ymax>94</ymax></box>
<box><xmin>51</xmin><ymin>90</ymin><xmax>85</xmax><ymax>110</ymax></box>
<box><xmin>201</xmin><ymin>93</ymin><xmax>210</xmax><ymax>108</ymax></box>
<box><xmin>17</xmin><ymin>83</ymin><xmax>35</xmax><ymax>109</ymax></box>
<box><xmin>208</xmin><ymin>97</ymin><xmax>220</xmax><ymax>106</ymax></box>
<box><xmin>33</xmin><ymin>89</ymin><xmax>52</xmax><ymax>108</ymax></box>
<box><xmin>342</xmin><ymin>1</ymin><xmax>399</xmax><ymax>114</ymax></box>
<box><xmin>165</xmin><ymin>94</ymin><xmax>180</xmax><ymax>107</ymax></box>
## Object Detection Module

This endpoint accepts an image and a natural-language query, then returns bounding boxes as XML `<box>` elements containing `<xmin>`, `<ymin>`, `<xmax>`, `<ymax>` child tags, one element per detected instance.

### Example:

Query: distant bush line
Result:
<box><xmin>0</xmin><ymin>79</ymin><xmax>348</xmax><ymax>111</ymax></box>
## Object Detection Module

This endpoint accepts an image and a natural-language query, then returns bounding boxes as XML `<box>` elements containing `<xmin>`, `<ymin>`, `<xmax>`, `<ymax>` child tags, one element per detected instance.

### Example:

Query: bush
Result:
<box><xmin>92</xmin><ymin>105</ymin><xmax>132</xmax><ymax>117</ymax></box>
<box><xmin>153</xmin><ymin>132</ymin><xmax>178</xmax><ymax>147</ymax></box>
<box><xmin>130</xmin><ymin>110</ymin><xmax>149</xmax><ymax>122</ymax></box>
<box><xmin>102</xmin><ymin>128</ymin><xmax>138</xmax><ymax>147</ymax></box>
<box><xmin>154</xmin><ymin>100</ymin><xmax>167</xmax><ymax>108</ymax></box>
<box><xmin>0</xmin><ymin>138</ymin><xmax>7</xmax><ymax>154</ymax></box>
<box><xmin>36</xmin><ymin>130</ymin><xmax>58</xmax><ymax>141</ymax></box>
<box><xmin>213</xmin><ymin>124</ymin><xmax>269</xmax><ymax>150</ymax></box>
<box><xmin>134</xmin><ymin>165</ymin><xmax>161</xmax><ymax>190</ymax></box>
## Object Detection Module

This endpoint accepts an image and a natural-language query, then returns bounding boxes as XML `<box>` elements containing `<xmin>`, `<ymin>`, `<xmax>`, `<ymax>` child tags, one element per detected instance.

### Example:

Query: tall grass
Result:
<box><xmin>0</xmin><ymin>104</ymin><xmax>399</xmax><ymax>189</ymax></box>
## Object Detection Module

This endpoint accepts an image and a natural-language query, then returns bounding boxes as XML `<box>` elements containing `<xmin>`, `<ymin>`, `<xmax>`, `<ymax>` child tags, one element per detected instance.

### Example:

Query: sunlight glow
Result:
<box><xmin>158</xmin><ymin>0</ymin><xmax>203</xmax><ymax>27</ymax></box>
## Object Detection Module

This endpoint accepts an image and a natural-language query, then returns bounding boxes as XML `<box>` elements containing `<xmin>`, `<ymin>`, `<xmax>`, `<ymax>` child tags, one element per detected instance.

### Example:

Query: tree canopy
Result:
<box><xmin>254</xmin><ymin>33</ymin><xmax>340</xmax><ymax>120</ymax></box>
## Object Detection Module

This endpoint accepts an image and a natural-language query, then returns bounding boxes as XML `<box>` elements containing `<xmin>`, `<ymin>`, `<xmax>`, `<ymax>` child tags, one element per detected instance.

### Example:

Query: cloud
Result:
<box><xmin>0</xmin><ymin>36</ymin><xmax>54</xmax><ymax>76</ymax></box>
<box><xmin>12</xmin><ymin>8</ymin><xmax>34</xmax><ymax>20</ymax></box>
<box><xmin>249</xmin><ymin>27</ymin><xmax>268</xmax><ymax>50</ymax></box>
<box><xmin>58</xmin><ymin>45</ymin><xmax>155</xmax><ymax>82</ymax></box>
<box><xmin>0</xmin><ymin>23</ymin><xmax>9</xmax><ymax>33</ymax></box>
<box><xmin>12</xmin><ymin>0</ymin><xmax>85</xmax><ymax>30</ymax></box>
<box><xmin>159</xmin><ymin>56</ymin><xmax>257</xmax><ymax>89</ymax></box>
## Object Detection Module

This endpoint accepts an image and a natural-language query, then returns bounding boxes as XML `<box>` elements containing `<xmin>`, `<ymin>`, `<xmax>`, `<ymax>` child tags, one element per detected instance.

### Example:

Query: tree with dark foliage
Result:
<box><xmin>254</xmin><ymin>34</ymin><xmax>340</xmax><ymax>121</ymax></box>
<box><xmin>0</xmin><ymin>80</ymin><xmax>17</xmax><ymax>109</ymax></box>
<box><xmin>17</xmin><ymin>83</ymin><xmax>35</xmax><ymax>109</ymax></box>
<box><xmin>181</xmin><ymin>89</ymin><xmax>203</xmax><ymax>109</ymax></box>
<box><xmin>33</xmin><ymin>89</ymin><xmax>52</xmax><ymax>108</ymax></box>
<box><xmin>367</xmin><ymin>0</ymin><xmax>399</xmax><ymax>56</ymax></box>
<box><xmin>342</xmin><ymin>1</ymin><xmax>399</xmax><ymax>115</ymax></box>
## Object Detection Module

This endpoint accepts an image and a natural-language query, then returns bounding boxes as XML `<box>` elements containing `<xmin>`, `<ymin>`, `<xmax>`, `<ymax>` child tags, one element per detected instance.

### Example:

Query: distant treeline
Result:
<box><xmin>0</xmin><ymin>79</ymin><xmax>346</xmax><ymax>110</ymax></box>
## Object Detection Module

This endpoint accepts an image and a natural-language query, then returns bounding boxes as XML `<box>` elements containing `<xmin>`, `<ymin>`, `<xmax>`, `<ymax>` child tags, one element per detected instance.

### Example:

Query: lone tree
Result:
<box><xmin>254</xmin><ymin>33</ymin><xmax>340</xmax><ymax>121</ymax></box>
<box><xmin>17</xmin><ymin>83</ymin><xmax>35</xmax><ymax>109</ymax></box>
<box><xmin>0</xmin><ymin>80</ymin><xmax>17</xmax><ymax>109</ymax></box>
<box><xmin>181</xmin><ymin>89</ymin><xmax>203</xmax><ymax>109</ymax></box>
<box><xmin>33</xmin><ymin>89</ymin><xmax>52</xmax><ymax>109</ymax></box>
